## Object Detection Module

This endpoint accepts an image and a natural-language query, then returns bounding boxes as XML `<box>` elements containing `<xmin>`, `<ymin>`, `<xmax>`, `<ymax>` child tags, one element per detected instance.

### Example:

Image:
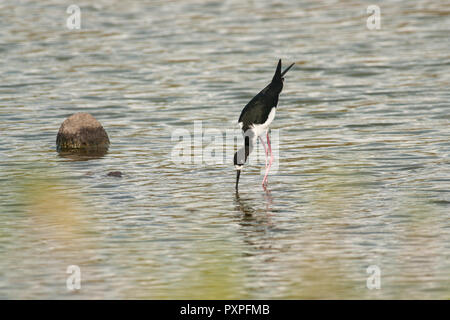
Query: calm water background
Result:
<box><xmin>0</xmin><ymin>0</ymin><xmax>449</xmax><ymax>299</ymax></box>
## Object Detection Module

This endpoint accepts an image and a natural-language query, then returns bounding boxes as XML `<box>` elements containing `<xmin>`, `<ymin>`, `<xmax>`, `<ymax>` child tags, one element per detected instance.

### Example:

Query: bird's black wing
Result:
<box><xmin>238</xmin><ymin>84</ymin><xmax>279</xmax><ymax>131</ymax></box>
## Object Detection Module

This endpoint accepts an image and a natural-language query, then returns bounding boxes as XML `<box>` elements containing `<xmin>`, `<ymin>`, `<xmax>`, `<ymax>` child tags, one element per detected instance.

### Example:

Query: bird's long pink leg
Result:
<box><xmin>259</xmin><ymin>136</ymin><xmax>268</xmax><ymax>169</ymax></box>
<box><xmin>262</xmin><ymin>131</ymin><xmax>273</xmax><ymax>188</ymax></box>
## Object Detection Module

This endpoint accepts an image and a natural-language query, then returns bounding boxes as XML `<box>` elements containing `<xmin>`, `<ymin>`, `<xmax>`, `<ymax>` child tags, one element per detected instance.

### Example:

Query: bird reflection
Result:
<box><xmin>234</xmin><ymin>191</ymin><xmax>255</xmax><ymax>216</ymax></box>
<box><xmin>234</xmin><ymin>188</ymin><xmax>273</xmax><ymax>216</ymax></box>
<box><xmin>233</xmin><ymin>189</ymin><xmax>276</xmax><ymax>260</ymax></box>
<box><xmin>234</xmin><ymin>188</ymin><xmax>274</xmax><ymax>223</ymax></box>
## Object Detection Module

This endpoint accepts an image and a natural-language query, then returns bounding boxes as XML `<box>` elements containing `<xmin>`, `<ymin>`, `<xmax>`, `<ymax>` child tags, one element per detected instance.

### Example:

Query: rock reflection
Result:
<box><xmin>57</xmin><ymin>149</ymin><xmax>108</xmax><ymax>161</ymax></box>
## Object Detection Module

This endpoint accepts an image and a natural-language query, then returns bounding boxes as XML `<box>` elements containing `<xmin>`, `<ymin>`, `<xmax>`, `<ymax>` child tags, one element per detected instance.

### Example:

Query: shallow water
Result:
<box><xmin>0</xmin><ymin>0</ymin><xmax>449</xmax><ymax>299</ymax></box>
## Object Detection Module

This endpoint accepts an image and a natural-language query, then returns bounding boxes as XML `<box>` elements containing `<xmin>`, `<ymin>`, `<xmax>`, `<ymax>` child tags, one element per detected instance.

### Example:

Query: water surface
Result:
<box><xmin>0</xmin><ymin>0</ymin><xmax>449</xmax><ymax>299</ymax></box>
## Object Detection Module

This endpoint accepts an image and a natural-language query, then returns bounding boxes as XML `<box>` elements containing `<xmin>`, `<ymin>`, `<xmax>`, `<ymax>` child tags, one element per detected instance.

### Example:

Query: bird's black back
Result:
<box><xmin>238</xmin><ymin>61</ymin><xmax>284</xmax><ymax>132</ymax></box>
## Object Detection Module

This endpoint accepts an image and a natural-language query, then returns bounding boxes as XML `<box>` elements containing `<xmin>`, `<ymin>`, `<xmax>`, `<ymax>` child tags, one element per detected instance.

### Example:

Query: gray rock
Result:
<box><xmin>56</xmin><ymin>113</ymin><xmax>110</xmax><ymax>154</ymax></box>
<box><xmin>107</xmin><ymin>171</ymin><xmax>122</xmax><ymax>177</ymax></box>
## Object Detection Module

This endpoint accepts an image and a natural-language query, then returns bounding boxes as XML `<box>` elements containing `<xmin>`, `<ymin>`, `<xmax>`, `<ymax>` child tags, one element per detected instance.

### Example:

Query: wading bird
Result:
<box><xmin>234</xmin><ymin>59</ymin><xmax>294</xmax><ymax>191</ymax></box>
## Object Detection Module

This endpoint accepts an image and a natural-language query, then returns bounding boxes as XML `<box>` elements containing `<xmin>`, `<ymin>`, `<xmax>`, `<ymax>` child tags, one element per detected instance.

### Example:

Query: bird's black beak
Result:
<box><xmin>235</xmin><ymin>170</ymin><xmax>241</xmax><ymax>191</ymax></box>
<box><xmin>281</xmin><ymin>62</ymin><xmax>295</xmax><ymax>77</ymax></box>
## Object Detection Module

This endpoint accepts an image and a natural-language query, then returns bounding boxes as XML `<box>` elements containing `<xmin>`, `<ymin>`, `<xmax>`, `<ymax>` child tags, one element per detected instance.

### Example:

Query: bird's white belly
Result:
<box><xmin>252</xmin><ymin>107</ymin><xmax>276</xmax><ymax>137</ymax></box>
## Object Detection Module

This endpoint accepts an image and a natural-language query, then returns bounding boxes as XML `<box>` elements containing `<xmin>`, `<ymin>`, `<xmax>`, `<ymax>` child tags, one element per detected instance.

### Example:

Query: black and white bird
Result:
<box><xmin>234</xmin><ymin>59</ymin><xmax>294</xmax><ymax>191</ymax></box>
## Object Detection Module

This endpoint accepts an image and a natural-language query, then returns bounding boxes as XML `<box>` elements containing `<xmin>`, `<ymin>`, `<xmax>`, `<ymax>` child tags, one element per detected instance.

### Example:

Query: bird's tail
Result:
<box><xmin>272</xmin><ymin>59</ymin><xmax>295</xmax><ymax>83</ymax></box>
<box><xmin>272</xmin><ymin>59</ymin><xmax>283</xmax><ymax>83</ymax></box>
<box><xmin>281</xmin><ymin>62</ymin><xmax>295</xmax><ymax>77</ymax></box>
